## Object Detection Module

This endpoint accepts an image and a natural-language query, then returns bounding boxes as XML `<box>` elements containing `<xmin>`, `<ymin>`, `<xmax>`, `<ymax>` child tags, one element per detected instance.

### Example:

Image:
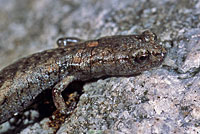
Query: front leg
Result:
<box><xmin>57</xmin><ymin>37</ymin><xmax>84</xmax><ymax>47</ymax></box>
<box><xmin>52</xmin><ymin>76</ymin><xmax>76</xmax><ymax>114</ymax></box>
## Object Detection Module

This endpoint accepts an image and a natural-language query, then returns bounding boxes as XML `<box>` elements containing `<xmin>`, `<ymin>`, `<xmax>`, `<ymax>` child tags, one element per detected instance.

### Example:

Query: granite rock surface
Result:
<box><xmin>0</xmin><ymin>0</ymin><xmax>200</xmax><ymax>134</ymax></box>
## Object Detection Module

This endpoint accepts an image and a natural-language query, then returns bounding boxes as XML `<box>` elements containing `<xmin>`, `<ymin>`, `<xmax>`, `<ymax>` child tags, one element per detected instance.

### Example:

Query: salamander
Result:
<box><xmin>0</xmin><ymin>31</ymin><xmax>167</xmax><ymax>124</ymax></box>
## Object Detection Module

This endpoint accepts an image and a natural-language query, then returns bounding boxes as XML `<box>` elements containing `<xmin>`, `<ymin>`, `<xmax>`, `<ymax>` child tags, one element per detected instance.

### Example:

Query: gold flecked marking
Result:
<box><xmin>73</xmin><ymin>57</ymin><xmax>82</xmax><ymax>63</ymax></box>
<box><xmin>87</xmin><ymin>41</ymin><xmax>99</xmax><ymax>47</ymax></box>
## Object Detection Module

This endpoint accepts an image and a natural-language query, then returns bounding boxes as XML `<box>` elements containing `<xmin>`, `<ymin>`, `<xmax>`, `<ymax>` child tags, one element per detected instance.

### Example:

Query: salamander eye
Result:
<box><xmin>134</xmin><ymin>50</ymin><xmax>150</xmax><ymax>64</ymax></box>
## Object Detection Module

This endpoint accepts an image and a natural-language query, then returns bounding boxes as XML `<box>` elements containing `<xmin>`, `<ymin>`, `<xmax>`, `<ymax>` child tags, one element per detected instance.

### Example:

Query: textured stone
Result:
<box><xmin>0</xmin><ymin>0</ymin><xmax>200</xmax><ymax>134</ymax></box>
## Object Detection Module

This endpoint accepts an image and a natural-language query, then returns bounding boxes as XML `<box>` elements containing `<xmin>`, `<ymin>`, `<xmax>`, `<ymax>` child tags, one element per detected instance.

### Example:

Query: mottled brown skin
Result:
<box><xmin>0</xmin><ymin>31</ymin><xmax>167</xmax><ymax>124</ymax></box>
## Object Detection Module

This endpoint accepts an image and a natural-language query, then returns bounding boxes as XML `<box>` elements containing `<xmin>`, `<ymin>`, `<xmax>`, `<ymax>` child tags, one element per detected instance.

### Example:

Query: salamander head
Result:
<box><xmin>114</xmin><ymin>31</ymin><xmax>167</xmax><ymax>76</ymax></box>
<box><xmin>88</xmin><ymin>31</ymin><xmax>167</xmax><ymax>77</ymax></box>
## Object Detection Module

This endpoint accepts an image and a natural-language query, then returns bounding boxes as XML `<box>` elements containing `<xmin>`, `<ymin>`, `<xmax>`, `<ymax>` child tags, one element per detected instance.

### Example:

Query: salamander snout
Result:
<box><xmin>131</xmin><ymin>44</ymin><xmax>167</xmax><ymax>72</ymax></box>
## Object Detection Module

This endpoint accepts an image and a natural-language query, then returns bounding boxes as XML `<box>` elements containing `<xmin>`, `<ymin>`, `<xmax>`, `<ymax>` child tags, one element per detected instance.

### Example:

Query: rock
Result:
<box><xmin>0</xmin><ymin>0</ymin><xmax>199</xmax><ymax>134</ymax></box>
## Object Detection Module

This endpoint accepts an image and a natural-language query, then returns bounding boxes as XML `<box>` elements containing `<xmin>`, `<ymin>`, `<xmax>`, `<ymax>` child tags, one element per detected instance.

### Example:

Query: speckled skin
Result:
<box><xmin>0</xmin><ymin>31</ymin><xmax>167</xmax><ymax>124</ymax></box>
